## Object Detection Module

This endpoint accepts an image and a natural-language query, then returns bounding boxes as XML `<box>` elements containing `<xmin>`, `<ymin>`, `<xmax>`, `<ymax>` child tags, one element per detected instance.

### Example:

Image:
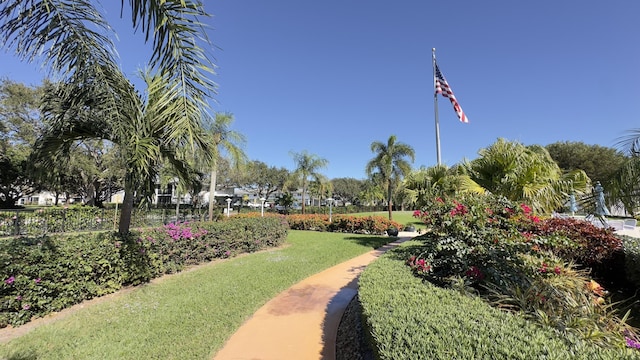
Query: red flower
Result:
<box><xmin>520</xmin><ymin>203</ymin><xmax>532</xmax><ymax>214</ymax></box>
<box><xmin>465</xmin><ymin>266</ymin><xmax>484</xmax><ymax>281</ymax></box>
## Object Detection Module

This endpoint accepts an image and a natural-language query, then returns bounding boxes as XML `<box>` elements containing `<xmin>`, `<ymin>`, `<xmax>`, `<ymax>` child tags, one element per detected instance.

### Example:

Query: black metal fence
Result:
<box><xmin>0</xmin><ymin>207</ymin><xmax>206</xmax><ymax>238</ymax></box>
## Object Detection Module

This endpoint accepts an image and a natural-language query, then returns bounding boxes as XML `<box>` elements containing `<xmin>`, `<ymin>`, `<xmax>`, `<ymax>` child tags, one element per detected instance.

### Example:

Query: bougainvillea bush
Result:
<box><xmin>409</xmin><ymin>194</ymin><xmax>635</xmax><ymax>349</ymax></box>
<box><xmin>0</xmin><ymin>217</ymin><xmax>288</xmax><ymax>328</ymax></box>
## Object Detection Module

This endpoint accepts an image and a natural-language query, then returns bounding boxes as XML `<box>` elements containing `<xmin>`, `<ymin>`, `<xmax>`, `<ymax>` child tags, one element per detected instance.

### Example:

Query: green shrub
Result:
<box><xmin>0</xmin><ymin>217</ymin><xmax>287</xmax><ymax>328</ymax></box>
<box><xmin>359</xmin><ymin>249</ymin><xmax>640</xmax><ymax>359</ymax></box>
<box><xmin>623</xmin><ymin>236</ymin><xmax>640</xmax><ymax>289</ymax></box>
<box><xmin>284</xmin><ymin>214</ymin><xmax>402</xmax><ymax>235</ymax></box>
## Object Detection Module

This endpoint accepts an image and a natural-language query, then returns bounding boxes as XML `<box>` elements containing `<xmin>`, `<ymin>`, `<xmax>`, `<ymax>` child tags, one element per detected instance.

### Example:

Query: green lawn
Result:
<box><xmin>0</xmin><ymin>230</ymin><xmax>391</xmax><ymax>360</ymax></box>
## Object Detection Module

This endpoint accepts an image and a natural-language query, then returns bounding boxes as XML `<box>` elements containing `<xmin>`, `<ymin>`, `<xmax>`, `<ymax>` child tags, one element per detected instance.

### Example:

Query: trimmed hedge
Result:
<box><xmin>0</xmin><ymin>217</ymin><xmax>287</xmax><ymax>328</ymax></box>
<box><xmin>358</xmin><ymin>245</ymin><xmax>640</xmax><ymax>360</ymax></box>
<box><xmin>285</xmin><ymin>214</ymin><xmax>402</xmax><ymax>235</ymax></box>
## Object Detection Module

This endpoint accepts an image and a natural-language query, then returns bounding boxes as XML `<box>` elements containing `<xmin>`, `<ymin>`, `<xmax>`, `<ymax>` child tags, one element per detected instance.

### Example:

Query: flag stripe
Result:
<box><xmin>435</xmin><ymin>62</ymin><xmax>469</xmax><ymax>123</ymax></box>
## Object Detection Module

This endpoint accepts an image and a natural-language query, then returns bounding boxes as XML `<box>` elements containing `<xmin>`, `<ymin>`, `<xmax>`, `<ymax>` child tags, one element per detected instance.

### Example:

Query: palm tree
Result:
<box><xmin>366</xmin><ymin>135</ymin><xmax>415</xmax><ymax>220</ymax></box>
<box><xmin>35</xmin><ymin>71</ymin><xmax>212</xmax><ymax>234</ymax></box>
<box><xmin>204</xmin><ymin>113</ymin><xmax>246</xmax><ymax>221</ymax></box>
<box><xmin>2</xmin><ymin>1</ymin><xmax>216</xmax><ymax>233</ymax></box>
<box><xmin>608</xmin><ymin>129</ymin><xmax>640</xmax><ymax>215</ymax></box>
<box><xmin>290</xmin><ymin>151</ymin><xmax>328</xmax><ymax>214</ymax></box>
<box><xmin>309</xmin><ymin>175</ymin><xmax>332</xmax><ymax>207</ymax></box>
<box><xmin>462</xmin><ymin>138</ymin><xmax>589</xmax><ymax>213</ymax></box>
<box><xmin>402</xmin><ymin>164</ymin><xmax>481</xmax><ymax>208</ymax></box>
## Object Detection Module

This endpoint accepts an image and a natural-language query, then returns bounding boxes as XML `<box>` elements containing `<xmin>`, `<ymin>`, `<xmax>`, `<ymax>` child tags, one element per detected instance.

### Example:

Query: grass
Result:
<box><xmin>0</xmin><ymin>230</ymin><xmax>392</xmax><ymax>360</ymax></box>
<box><xmin>354</xmin><ymin>210</ymin><xmax>424</xmax><ymax>231</ymax></box>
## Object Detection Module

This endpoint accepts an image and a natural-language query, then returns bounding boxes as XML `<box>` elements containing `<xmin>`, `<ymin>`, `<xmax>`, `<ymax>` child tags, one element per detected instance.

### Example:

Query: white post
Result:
<box><xmin>260</xmin><ymin>197</ymin><xmax>266</xmax><ymax>217</ymax></box>
<box><xmin>226</xmin><ymin>198</ymin><xmax>232</xmax><ymax>218</ymax></box>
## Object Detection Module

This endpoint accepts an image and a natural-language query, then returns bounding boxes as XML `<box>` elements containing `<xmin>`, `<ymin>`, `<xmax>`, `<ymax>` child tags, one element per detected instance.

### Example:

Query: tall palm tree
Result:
<box><xmin>290</xmin><ymin>151</ymin><xmax>328</xmax><ymax>214</ymax></box>
<box><xmin>204</xmin><ymin>113</ymin><xmax>246</xmax><ymax>221</ymax></box>
<box><xmin>366</xmin><ymin>135</ymin><xmax>415</xmax><ymax>220</ymax></box>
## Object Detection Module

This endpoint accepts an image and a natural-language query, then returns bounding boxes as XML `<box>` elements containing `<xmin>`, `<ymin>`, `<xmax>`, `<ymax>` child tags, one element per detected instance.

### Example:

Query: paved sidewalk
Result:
<box><xmin>212</xmin><ymin>232</ymin><xmax>415</xmax><ymax>360</ymax></box>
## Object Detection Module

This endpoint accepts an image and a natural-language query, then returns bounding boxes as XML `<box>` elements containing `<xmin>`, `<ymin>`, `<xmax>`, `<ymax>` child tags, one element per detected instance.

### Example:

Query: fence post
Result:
<box><xmin>14</xmin><ymin>210</ymin><xmax>20</xmax><ymax>236</ymax></box>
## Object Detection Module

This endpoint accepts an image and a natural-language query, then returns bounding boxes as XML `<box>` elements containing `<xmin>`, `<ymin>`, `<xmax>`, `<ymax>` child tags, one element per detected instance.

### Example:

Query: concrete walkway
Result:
<box><xmin>212</xmin><ymin>232</ymin><xmax>416</xmax><ymax>360</ymax></box>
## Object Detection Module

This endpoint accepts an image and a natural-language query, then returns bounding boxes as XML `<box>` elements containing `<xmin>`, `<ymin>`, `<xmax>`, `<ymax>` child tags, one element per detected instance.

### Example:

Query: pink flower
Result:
<box><xmin>5</xmin><ymin>276</ymin><xmax>15</xmax><ymax>285</ymax></box>
<box><xmin>520</xmin><ymin>204</ymin><xmax>532</xmax><ymax>214</ymax></box>
<box><xmin>22</xmin><ymin>304</ymin><xmax>30</xmax><ymax>310</ymax></box>
<box><xmin>554</xmin><ymin>266</ymin><xmax>562</xmax><ymax>275</ymax></box>
<box><xmin>34</xmin><ymin>278</ymin><xmax>41</xmax><ymax>284</ymax></box>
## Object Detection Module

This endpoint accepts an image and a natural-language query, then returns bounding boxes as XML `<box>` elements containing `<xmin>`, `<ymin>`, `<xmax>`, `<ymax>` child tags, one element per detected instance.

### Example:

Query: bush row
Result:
<box><xmin>231</xmin><ymin>212</ymin><xmax>402</xmax><ymax>235</ymax></box>
<box><xmin>0</xmin><ymin>217</ymin><xmax>288</xmax><ymax>328</ymax></box>
<box><xmin>359</xmin><ymin>250</ymin><xmax>640</xmax><ymax>359</ymax></box>
<box><xmin>285</xmin><ymin>214</ymin><xmax>402</xmax><ymax>235</ymax></box>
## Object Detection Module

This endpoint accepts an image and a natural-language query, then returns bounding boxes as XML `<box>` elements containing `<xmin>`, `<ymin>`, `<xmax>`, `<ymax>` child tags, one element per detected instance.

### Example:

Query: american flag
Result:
<box><xmin>435</xmin><ymin>62</ymin><xmax>469</xmax><ymax>123</ymax></box>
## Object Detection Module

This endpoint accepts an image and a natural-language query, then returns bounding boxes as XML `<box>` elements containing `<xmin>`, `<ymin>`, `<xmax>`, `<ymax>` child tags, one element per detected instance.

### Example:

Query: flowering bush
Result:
<box><xmin>407</xmin><ymin>193</ymin><xmax>635</xmax><ymax>349</ymax></box>
<box><xmin>0</xmin><ymin>217</ymin><xmax>287</xmax><ymax>328</ymax></box>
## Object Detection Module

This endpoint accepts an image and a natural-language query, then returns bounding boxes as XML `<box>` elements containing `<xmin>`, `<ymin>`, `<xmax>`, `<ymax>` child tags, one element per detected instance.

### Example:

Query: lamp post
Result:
<box><xmin>260</xmin><ymin>197</ymin><xmax>266</xmax><ymax>217</ymax></box>
<box><xmin>327</xmin><ymin>197</ymin><xmax>334</xmax><ymax>223</ymax></box>
<box><xmin>226</xmin><ymin>198</ymin><xmax>232</xmax><ymax>218</ymax></box>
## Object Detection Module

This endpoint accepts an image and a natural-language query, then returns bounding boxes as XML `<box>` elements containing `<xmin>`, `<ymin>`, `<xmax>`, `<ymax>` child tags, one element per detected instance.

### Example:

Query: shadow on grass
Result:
<box><xmin>343</xmin><ymin>236</ymin><xmax>394</xmax><ymax>249</ymax></box>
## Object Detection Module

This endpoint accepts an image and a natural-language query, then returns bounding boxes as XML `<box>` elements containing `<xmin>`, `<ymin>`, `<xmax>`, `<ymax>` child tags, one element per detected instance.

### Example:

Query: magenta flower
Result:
<box><xmin>34</xmin><ymin>278</ymin><xmax>41</xmax><ymax>284</ymax></box>
<box><xmin>626</xmin><ymin>337</ymin><xmax>640</xmax><ymax>349</ymax></box>
<box><xmin>16</xmin><ymin>295</ymin><xmax>22</xmax><ymax>301</ymax></box>
<box><xmin>22</xmin><ymin>304</ymin><xmax>30</xmax><ymax>310</ymax></box>
<box><xmin>5</xmin><ymin>276</ymin><xmax>15</xmax><ymax>285</ymax></box>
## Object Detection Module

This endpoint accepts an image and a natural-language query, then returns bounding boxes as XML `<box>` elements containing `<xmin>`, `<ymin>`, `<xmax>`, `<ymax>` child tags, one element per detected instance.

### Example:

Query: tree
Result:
<box><xmin>401</xmin><ymin>164</ymin><xmax>480</xmax><ymax>208</ymax></box>
<box><xmin>463</xmin><ymin>138</ymin><xmax>590</xmax><ymax>213</ymax></box>
<box><xmin>331</xmin><ymin>177</ymin><xmax>363</xmax><ymax>205</ymax></box>
<box><xmin>607</xmin><ymin>129</ymin><xmax>640</xmax><ymax>215</ymax></box>
<box><xmin>0</xmin><ymin>79</ymin><xmax>44</xmax><ymax>207</ymax></box>
<box><xmin>242</xmin><ymin>161</ymin><xmax>290</xmax><ymax>201</ymax></box>
<box><xmin>35</xmin><ymin>71</ymin><xmax>213</xmax><ymax>234</ymax></box>
<box><xmin>204</xmin><ymin>113</ymin><xmax>246</xmax><ymax>221</ymax></box>
<box><xmin>290</xmin><ymin>151</ymin><xmax>328</xmax><ymax>214</ymax></box>
<box><xmin>365</xmin><ymin>135</ymin><xmax>415</xmax><ymax>220</ymax></box>
<box><xmin>1</xmin><ymin>1</ymin><xmax>216</xmax><ymax>232</ymax></box>
<box><xmin>309</xmin><ymin>175</ymin><xmax>332</xmax><ymax>206</ymax></box>
<box><xmin>546</xmin><ymin>141</ymin><xmax>627</xmax><ymax>185</ymax></box>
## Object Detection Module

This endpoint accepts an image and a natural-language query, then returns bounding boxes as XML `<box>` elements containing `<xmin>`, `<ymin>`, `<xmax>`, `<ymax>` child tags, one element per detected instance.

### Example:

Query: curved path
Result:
<box><xmin>212</xmin><ymin>232</ymin><xmax>416</xmax><ymax>360</ymax></box>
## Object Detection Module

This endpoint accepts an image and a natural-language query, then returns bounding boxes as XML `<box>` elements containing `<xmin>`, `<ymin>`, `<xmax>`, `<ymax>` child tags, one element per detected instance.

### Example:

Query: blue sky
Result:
<box><xmin>2</xmin><ymin>0</ymin><xmax>639</xmax><ymax>180</ymax></box>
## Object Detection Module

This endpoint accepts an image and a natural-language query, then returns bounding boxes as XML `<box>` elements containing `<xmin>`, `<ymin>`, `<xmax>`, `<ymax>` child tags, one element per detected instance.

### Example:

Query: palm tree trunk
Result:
<box><xmin>301</xmin><ymin>182</ymin><xmax>306</xmax><ymax>214</ymax></box>
<box><xmin>208</xmin><ymin>161</ymin><xmax>218</xmax><ymax>221</ymax></box>
<box><xmin>387</xmin><ymin>183</ymin><xmax>393</xmax><ymax>220</ymax></box>
<box><xmin>118</xmin><ymin>177</ymin><xmax>135</xmax><ymax>235</ymax></box>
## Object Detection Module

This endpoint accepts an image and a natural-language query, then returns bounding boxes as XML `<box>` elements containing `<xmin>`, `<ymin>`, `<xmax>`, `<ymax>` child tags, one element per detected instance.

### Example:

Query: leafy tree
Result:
<box><xmin>365</xmin><ymin>135</ymin><xmax>415</xmax><ymax>220</ymax></box>
<box><xmin>546</xmin><ymin>141</ymin><xmax>627</xmax><ymax>185</ymax></box>
<box><xmin>463</xmin><ymin>138</ymin><xmax>589</xmax><ymax>213</ymax></box>
<box><xmin>358</xmin><ymin>177</ymin><xmax>384</xmax><ymax>206</ymax></box>
<box><xmin>242</xmin><ymin>161</ymin><xmax>290</xmax><ymax>201</ymax></box>
<box><xmin>0</xmin><ymin>79</ymin><xmax>44</xmax><ymax>207</ymax></box>
<box><xmin>290</xmin><ymin>151</ymin><xmax>328</xmax><ymax>214</ymax></box>
<box><xmin>1</xmin><ymin>1</ymin><xmax>216</xmax><ymax>233</ymax></box>
<box><xmin>331</xmin><ymin>177</ymin><xmax>363</xmax><ymax>205</ymax></box>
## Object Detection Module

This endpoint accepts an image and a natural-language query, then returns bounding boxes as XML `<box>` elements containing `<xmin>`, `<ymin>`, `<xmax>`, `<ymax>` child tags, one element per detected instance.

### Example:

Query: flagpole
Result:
<box><xmin>432</xmin><ymin>48</ymin><xmax>442</xmax><ymax>165</ymax></box>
